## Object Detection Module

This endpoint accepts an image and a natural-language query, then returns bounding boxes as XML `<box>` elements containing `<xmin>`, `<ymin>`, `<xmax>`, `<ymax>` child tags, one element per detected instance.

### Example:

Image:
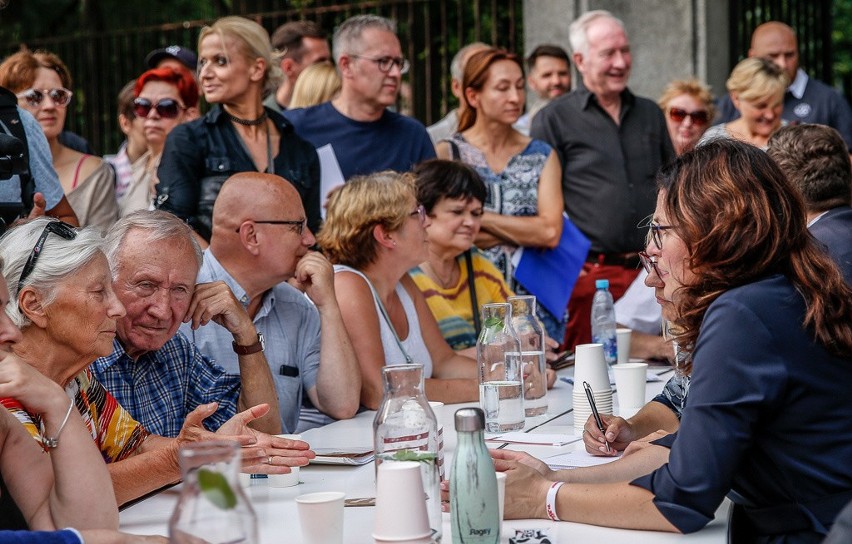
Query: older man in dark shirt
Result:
<box><xmin>532</xmin><ymin>10</ymin><xmax>675</xmax><ymax>350</ymax></box>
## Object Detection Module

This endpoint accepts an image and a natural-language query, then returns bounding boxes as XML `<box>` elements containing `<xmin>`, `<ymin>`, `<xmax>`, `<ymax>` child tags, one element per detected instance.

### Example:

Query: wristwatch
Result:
<box><xmin>233</xmin><ymin>332</ymin><xmax>265</xmax><ymax>355</ymax></box>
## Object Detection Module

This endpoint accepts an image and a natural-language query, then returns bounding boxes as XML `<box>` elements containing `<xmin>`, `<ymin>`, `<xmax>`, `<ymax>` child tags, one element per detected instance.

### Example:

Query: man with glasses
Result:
<box><xmin>91</xmin><ymin>210</ymin><xmax>282</xmax><ymax>437</ymax></box>
<box><xmin>284</xmin><ymin>14</ymin><xmax>435</xmax><ymax>182</ymax></box>
<box><xmin>265</xmin><ymin>20</ymin><xmax>331</xmax><ymax>113</ymax></box>
<box><xmin>531</xmin><ymin>10</ymin><xmax>674</xmax><ymax>351</ymax></box>
<box><xmin>180</xmin><ymin>172</ymin><xmax>361</xmax><ymax>433</ymax></box>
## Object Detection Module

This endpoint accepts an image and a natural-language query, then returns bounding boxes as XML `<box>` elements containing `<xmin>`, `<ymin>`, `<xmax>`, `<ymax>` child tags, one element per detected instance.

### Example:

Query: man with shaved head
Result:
<box><xmin>180</xmin><ymin>172</ymin><xmax>361</xmax><ymax>432</ymax></box>
<box><xmin>716</xmin><ymin>21</ymin><xmax>852</xmax><ymax>149</ymax></box>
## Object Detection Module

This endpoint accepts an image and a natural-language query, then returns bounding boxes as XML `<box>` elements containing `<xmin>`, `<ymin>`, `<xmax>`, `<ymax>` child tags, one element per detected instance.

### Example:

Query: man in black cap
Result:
<box><xmin>145</xmin><ymin>45</ymin><xmax>198</xmax><ymax>74</ymax></box>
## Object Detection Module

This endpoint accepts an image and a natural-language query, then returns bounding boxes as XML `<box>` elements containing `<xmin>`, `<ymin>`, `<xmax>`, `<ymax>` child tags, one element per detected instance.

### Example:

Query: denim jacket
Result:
<box><xmin>156</xmin><ymin>105</ymin><xmax>320</xmax><ymax>241</ymax></box>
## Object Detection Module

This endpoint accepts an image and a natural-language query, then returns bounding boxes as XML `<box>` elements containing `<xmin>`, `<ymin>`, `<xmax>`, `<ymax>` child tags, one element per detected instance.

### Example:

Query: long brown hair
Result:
<box><xmin>659</xmin><ymin>139</ymin><xmax>852</xmax><ymax>358</ymax></box>
<box><xmin>457</xmin><ymin>47</ymin><xmax>524</xmax><ymax>132</ymax></box>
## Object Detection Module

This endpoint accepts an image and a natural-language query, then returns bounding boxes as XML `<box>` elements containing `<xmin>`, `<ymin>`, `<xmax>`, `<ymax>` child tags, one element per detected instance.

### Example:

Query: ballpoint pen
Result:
<box><xmin>583</xmin><ymin>380</ymin><xmax>611</xmax><ymax>453</ymax></box>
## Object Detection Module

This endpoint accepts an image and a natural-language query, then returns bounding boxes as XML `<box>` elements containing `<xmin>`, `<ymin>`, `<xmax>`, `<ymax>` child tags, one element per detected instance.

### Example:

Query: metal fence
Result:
<box><xmin>3</xmin><ymin>0</ymin><xmax>523</xmax><ymax>155</ymax></box>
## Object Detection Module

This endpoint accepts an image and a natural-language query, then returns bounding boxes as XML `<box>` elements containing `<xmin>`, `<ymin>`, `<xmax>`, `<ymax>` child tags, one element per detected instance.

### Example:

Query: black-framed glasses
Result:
<box><xmin>350</xmin><ymin>55</ymin><xmax>410</xmax><ymax>75</ymax></box>
<box><xmin>18</xmin><ymin>221</ymin><xmax>78</xmax><ymax>293</ymax></box>
<box><xmin>649</xmin><ymin>222</ymin><xmax>676</xmax><ymax>250</ymax></box>
<box><xmin>133</xmin><ymin>97</ymin><xmax>185</xmax><ymax>119</ymax></box>
<box><xmin>410</xmin><ymin>204</ymin><xmax>426</xmax><ymax>226</ymax></box>
<box><xmin>235</xmin><ymin>219</ymin><xmax>306</xmax><ymax>236</ymax></box>
<box><xmin>668</xmin><ymin>107</ymin><xmax>709</xmax><ymax>126</ymax></box>
<box><xmin>16</xmin><ymin>87</ymin><xmax>73</xmax><ymax>108</ymax></box>
<box><xmin>638</xmin><ymin>251</ymin><xmax>661</xmax><ymax>278</ymax></box>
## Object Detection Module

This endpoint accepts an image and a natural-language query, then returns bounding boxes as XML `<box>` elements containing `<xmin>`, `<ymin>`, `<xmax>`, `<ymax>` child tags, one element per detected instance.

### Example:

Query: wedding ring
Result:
<box><xmin>268</xmin><ymin>456</ymin><xmax>274</xmax><ymax>465</ymax></box>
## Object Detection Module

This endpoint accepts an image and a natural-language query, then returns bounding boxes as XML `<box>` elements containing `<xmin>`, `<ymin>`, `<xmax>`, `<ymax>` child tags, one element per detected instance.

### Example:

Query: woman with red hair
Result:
<box><xmin>118</xmin><ymin>67</ymin><xmax>198</xmax><ymax>217</ymax></box>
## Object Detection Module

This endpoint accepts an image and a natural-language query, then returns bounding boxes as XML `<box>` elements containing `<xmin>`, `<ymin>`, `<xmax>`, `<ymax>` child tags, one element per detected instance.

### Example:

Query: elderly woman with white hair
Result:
<box><xmin>0</xmin><ymin>218</ymin><xmax>313</xmax><ymax>506</ymax></box>
<box><xmin>156</xmin><ymin>15</ymin><xmax>321</xmax><ymax>244</ymax></box>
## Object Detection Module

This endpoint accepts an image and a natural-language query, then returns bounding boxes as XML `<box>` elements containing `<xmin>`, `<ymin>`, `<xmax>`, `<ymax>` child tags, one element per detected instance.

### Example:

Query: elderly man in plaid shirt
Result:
<box><xmin>90</xmin><ymin>210</ymin><xmax>281</xmax><ymax>438</ymax></box>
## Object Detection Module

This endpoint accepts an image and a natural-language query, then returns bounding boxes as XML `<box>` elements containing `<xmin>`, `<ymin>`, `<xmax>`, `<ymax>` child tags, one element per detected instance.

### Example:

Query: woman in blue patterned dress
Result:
<box><xmin>435</xmin><ymin>48</ymin><xmax>565</xmax><ymax>340</ymax></box>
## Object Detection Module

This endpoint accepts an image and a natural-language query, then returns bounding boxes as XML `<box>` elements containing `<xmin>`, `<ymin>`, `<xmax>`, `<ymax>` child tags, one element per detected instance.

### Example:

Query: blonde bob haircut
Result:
<box><xmin>289</xmin><ymin>61</ymin><xmax>341</xmax><ymax>109</ymax></box>
<box><xmin>198</xmin><ymin>16</ymin><xmax>283</xmax><ymax>98</ymax></box>
<box><xmin>318</xmin><ymin>171</ymin><xmax>416</xmax><ymax>270</ymax></box>
<box><xmin>658</xmin><ymin>78</ymin><xmax>716</xmax><ymax>122</ymax></box>
<box><xmin>726</xmin><ymin>57</ymin><xmax>788</xmax><ymax>104</ymax></box>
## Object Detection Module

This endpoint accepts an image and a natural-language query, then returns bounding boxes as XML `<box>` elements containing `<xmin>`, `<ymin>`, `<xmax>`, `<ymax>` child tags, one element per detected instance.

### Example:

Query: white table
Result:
<box><xmin>119</xmin><ymin>365</ymin><xmax>730</xmax><ymax>542</ymax></box>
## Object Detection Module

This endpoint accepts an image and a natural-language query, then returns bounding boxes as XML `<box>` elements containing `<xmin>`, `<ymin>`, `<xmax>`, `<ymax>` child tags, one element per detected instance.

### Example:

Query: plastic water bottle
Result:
<box><xmin>591</xmin><ymin>279</ymin><xmax>617</xmax><ymax>364</ymax></box>
<box><xmin>450</xmin><ymin>407</ymin><xmax>500</xmax><ymax>543</ymax></box>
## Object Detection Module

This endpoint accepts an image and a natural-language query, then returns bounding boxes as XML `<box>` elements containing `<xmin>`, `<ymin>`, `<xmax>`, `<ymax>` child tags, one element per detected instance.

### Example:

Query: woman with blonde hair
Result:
<box><xmin>156</xmin><ymin>16</ymin><xmax>320</xmax><ymax>244</ymax></box>
<box><xmin>699</xmin><ymin>57</ymin><xmax>787</xmax><ymax>149</ymax></box>
<box><xmin>318</xmin><ymin>171</ymin><xmax>479</xmax><ymax>410</ymax></box>
<box><xmin>289</xmin><ymin>61</ymin><xmax>341</xmax><ymax>109</ymax></box>
<box><xmin>0</xmin><ymin>50</ymin><xmax>117</xmax><ymax>230</ymax></box>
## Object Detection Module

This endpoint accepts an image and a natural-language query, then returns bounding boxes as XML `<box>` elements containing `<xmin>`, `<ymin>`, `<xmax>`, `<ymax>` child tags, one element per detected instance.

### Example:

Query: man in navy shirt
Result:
<box><xmin>767</xmin><ymin>124</ymin><xmax>852</xmax><ymax>283</ymax></box>
<box><xmin>284</xmin><ymin>15</ymin><xmax>435</xmax><ymax>183</ymax></box>
<box><xmin>716</xmin><ymin>21</ymin><xmax>852</xmax><ymax>150</ymax></box>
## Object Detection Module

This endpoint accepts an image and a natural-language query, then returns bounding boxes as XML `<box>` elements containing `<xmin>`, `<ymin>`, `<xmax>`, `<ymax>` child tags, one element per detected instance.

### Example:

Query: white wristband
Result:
<box><xmin>545</xmin><ymin>481</ymin><xmax>564</xmax><ymax>521</ymax></box>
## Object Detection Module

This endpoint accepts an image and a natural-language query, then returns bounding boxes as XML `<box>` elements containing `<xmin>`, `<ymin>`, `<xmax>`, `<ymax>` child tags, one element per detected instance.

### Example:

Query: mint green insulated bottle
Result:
<box><xmin>450</xmin><ymin>407</ymin><xmax>500</xmax><ymax>543</ymax></box>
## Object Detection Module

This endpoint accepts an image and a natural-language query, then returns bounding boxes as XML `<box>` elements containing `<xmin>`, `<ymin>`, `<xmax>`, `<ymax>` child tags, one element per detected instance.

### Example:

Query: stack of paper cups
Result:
<box><xmin>572</xmin><ymin>343</ymin><xmax>613</xmax><ymax>427</ymax></box>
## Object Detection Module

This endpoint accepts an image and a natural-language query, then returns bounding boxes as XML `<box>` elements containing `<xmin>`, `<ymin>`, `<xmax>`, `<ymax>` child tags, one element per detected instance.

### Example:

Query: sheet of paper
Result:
<box><xmin>317</xmin><ymin>144</ymin><xmax>345</xmax><ymax>219</ymax></box>
<box><xmin>485</xmin><ymin>432</ymin><xmax>581</xmax><ymax>446</ymax></box>
<box><xmin>545</xmin><ymin>450</ymin><xmax>621</xmax><ymax>469</ymax></box>
<box><xmin>561</xmin><ymin>370</ymin><xmax>662</xmax><ymax>385</ymax></box>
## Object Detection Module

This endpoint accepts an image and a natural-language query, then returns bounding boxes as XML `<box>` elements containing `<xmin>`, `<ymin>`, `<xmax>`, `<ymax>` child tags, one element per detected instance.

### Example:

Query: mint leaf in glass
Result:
<box><xmin>197</xmin><ymin>468</ymin><xmax>237</xmax><ymax>510</ymax></box>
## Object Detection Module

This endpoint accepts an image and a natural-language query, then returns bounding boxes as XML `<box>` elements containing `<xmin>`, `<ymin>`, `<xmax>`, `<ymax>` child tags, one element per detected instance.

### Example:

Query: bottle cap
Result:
<box><xmin>454</xmin><ymin>407</ymin><xmax>485</xmax><ymax>431</ymax></box>
<box><xmin>595</xmin><ymin>279</ymin><xmax>610</xmax><ymax>289</ymax></box>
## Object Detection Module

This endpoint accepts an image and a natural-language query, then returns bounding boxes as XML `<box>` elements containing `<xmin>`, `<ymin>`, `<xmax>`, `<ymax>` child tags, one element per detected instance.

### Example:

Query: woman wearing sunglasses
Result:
<box><xmin>699</xmin><ymin>57</ymin><xmax>787</xmax><ymax>150</ymax></box>
<box><xmin>658</xmin><ymin>79</ymin><xmax>715</xmax><ymax>156</ymax></box>
<box><xmin>491</xmin><ymin>140</ymin><xmax>852</xmax><ymax>541</ymax></box>
<box><xmin>117</xmin><ymin>67</ymin><xmax>198</xmax><ymax>218</ymax></box>
<box><xmin>0</xmin><ymin>50</ymin><xmax>118</xmax><ymax>231</ymax></box>
<box><xmin>156</xmin><ymin>16</ymin><xmax>320</xmax><ymax>246</ymax></box>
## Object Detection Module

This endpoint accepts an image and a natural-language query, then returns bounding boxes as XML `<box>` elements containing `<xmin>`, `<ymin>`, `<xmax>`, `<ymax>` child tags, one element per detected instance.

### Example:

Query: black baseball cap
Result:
<box><xmin>145</xmin><ymin>45</ymin><xmax>198</xmax><ymax>72</ymax></box>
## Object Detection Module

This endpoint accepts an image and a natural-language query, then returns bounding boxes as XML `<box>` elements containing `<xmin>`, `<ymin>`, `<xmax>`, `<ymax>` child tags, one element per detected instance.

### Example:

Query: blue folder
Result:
<box><xmin>513</xmin><ymin>215</ymin><xmax>591</xmax><ymax>318</ymax></box>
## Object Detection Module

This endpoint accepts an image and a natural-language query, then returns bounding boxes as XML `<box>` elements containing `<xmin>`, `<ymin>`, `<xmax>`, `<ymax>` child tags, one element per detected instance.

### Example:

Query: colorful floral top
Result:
<box><xmin>1</xmin><ymin>368</ymin><xmax>149</xmax><ymax>463</ymax></box>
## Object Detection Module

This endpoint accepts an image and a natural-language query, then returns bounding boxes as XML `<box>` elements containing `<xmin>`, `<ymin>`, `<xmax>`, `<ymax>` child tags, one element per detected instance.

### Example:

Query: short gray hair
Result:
<box><xmin>332</xmin><ymin>14</ymin><xmax>396</xmax><ymax>64</ymax></box>
<box><xmin>104</xmin><ymin>210</ymin><xmax>202</xmax><ymax>278</ymax></box>
<box><xmin>450</xmin><ymin>42</ymin><xmax>489</xmax><ymax>82</ymax></box>
<box><xmin>0</xmin><ymin>219</ymin><xmax>105</xmax><ymax>328</ymax></box>
<box><xmin>568</xmin><ymin>10</ymin><xmax>625</xmax><ymax>57</ymax></box>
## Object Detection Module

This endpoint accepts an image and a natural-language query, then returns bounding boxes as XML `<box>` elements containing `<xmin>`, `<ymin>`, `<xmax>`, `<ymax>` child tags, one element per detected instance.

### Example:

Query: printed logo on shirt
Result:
<box><xmin>794</xmin><ymin>103</ymin><xmax>812</xmax><ymax>118</ymax></box>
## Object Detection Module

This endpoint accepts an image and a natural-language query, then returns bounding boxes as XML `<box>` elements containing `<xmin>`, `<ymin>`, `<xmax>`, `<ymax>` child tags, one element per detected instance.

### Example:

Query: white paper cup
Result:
<box><xmin>495</xmin><ymin>471</ymin><xmax>506</xmax><ymax>523</ymax></box>
<box><xmin>296</xmin><ymin>491</ymin><xmax>345</xmax><ymax>544</ymax></box>
<box><xmin>613</xmin><ymin>362</ymin><xmax>648</xmax><ymax>412</ymax></box>
<box><xmin>616</xmin><ymin>328</ymin><xmax>632</xmax><ymax>365</ymax></box>
<box><xmin>269</xmin><ymin>434</ymin><xmax>302</xmax><ymax>487</ymax></box>
<box><xmin>573</xmin><ymin>343</ymin><xmax>611</xmax><ymax>392</ymax></box>
<box><xmin>373</xmin><ymin>461</ymin><xmax>432</xmax><ymax>542</ymax></box>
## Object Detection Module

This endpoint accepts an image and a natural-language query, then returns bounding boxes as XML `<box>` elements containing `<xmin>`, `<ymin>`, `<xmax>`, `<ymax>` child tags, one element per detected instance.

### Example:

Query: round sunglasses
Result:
<box><xmin>16</xmin><ymin>87</ymin><xmax>73</xmax><ymax>108</ymax></box>
<box><xmin>133</xmin><ymin>97</ymin><xmax>186</xmax><ymax>119</ymax></box>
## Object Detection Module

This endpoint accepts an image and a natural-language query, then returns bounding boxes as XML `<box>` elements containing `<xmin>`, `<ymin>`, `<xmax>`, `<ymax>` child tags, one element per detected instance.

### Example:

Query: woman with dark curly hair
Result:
<box><xmin>492</xmin><ymin>140</ymin><xmax>852</xmax><ymax>542</ymax></box>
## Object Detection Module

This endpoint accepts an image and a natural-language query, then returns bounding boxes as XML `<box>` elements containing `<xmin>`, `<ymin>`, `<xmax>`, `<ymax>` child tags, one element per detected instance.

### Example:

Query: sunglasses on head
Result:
<box><xmin>133</xmin><ymin>97</ymin><xmax>185</xmax><ymax>119</ymax></box>
<box><xmin>668</xmin><ymin>107</ymin><xmax>709</xmax><ymax>126</ymax></box>
<box><xmin>16</xmin><ymin>88</ymin><xmax>73</xmax><ymax>108</ymax></box>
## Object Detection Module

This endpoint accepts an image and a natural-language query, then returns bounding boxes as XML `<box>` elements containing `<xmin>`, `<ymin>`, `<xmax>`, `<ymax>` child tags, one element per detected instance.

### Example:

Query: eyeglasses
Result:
<box><xmin>638</xmin><ymin>251</ymin><xmax>661</xmax><ymax>278</ymax></box>
<box><xmin>16</xmin><ymin>88</ymin><xmax>73</xmax><ymax>108</ymax></box>
<box><xmin>668</xmin><ymin>107</ymin><xmax>709</xmax><ymax>126</ymax></box>
<box><xmin>133</xmin><ymin>97</ymin><xmax>186</xmax><ymax>119</ymax></box>
<box><xmin>18</xmin><ymin>221</ymin><xmax>78</xmax><ymax>293</ymax></box>
<box><xmin>235</xmin><ymin>219</ymin><xmax>306</xmax><ymax>236</ymax></box>
<box><xmin>648</xmin><ymin>222</ymin><xmax>676</xmax><ymax>250</ymax></box>
<box><xmin>410</xmin><ymin>204</ymin><xmax>426</xmax><ymax>226</ymax></box>
<box><xmin>350</xmin><ymin>55</ymin><xmax>410</xmax><ymax>75</ymax></box>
